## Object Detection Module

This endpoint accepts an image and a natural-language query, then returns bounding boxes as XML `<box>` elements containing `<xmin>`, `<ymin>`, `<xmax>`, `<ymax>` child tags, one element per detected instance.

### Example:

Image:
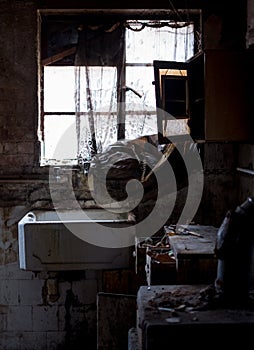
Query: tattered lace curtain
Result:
<box><xmin>74</xmin><ymin>20</ymin><xmax>194</xmax><ymax>161</ymax></box>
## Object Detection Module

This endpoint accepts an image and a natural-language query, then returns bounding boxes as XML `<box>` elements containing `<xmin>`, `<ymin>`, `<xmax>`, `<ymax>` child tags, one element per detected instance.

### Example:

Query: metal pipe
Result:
<box><xmin>237</xmin><ymin>167</ymin><xmax>254</xmax><ymax>176</ymax></box>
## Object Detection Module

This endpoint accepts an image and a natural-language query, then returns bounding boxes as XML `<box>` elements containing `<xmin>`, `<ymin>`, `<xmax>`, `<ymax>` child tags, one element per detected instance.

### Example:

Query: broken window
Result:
<box><xmin>39</xmin><ymin>13</ymin><xmax>200</xmax><ymax>166</ymax></box>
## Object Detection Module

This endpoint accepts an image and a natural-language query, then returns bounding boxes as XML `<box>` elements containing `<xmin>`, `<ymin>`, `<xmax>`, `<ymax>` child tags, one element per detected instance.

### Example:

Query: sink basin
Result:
<box><xmin>18</xmin><ymin>209</ymin><xmax>135</xmax><ymax>271</ymax></box>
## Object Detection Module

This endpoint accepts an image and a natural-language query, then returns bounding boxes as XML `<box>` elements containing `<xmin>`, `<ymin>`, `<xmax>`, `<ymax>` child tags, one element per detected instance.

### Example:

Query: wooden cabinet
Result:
<box><xmin>203</xmin><ymin>49</ymin><xmax>251</xmax><ymax>141</ymax></box>
<box><xmin>187</xmin><ymin>51</ymin><xmax>204</xmax><ymax>140</ymax></box>
<box><xmin>154</xmin><ymin>49</ymin><xmax>253</xmax><ymax>143</ymax></box>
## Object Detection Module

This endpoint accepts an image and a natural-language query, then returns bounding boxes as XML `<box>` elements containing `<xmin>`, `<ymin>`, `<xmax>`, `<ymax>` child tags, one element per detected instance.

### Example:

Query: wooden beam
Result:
<box><xmin>42</xmin><ymin>46</ymin><xmax>76</xmax><ymax>66</ymax></box>
<box><xmin>37</xmin><ymin>0</ymin><xmax>204</xmax><ymax>10</ymax></box>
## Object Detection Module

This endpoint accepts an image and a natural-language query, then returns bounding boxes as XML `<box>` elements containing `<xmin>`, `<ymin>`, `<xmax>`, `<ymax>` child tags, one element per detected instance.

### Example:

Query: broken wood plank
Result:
<box><xmin>42</xmin><ymin>46</ymin><xmax>76</xmax><ymax>66</ymax></box>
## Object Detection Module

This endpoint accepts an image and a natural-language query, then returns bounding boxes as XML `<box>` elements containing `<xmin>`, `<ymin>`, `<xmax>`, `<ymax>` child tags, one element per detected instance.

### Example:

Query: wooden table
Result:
<box><xmin>166</xmin><ymin>225</ymin><xmax>218</xmax><ymax>284</ymax></box>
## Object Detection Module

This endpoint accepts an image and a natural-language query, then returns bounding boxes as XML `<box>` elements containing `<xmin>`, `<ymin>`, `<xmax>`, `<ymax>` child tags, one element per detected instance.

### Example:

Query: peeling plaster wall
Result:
<box><xmin>0</xmin><ymin>0</ymin><xmax>250</xmax><ymax>349</ymax></box>
<box><xmin>0</xmin><ymin>263</ymin><xmax>98</xmax><ymax>350</ymax></box>
<box><xmin>197</xmin><ymin>143</ymin><xmax>239</xmax><ymax>227</ymax></box>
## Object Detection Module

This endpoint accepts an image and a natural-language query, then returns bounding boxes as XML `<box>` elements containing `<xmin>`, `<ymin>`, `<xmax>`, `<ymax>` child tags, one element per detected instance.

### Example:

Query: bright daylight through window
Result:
<box><xmin>39</xmin><ymin>18</ymin><xmax>195</xmax><ymax>166</ymax></box>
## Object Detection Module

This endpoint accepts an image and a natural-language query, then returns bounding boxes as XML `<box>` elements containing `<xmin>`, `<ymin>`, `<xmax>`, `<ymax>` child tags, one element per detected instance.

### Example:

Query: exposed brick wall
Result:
<box><xmin>0</xmin><ymin>263</ymin><xmax>98</xmax><ymax>350</ymax></box>
<box><xmin>0</xmin><ymin>0</ymin><xmax>38</xmax><ymax>174</ymax></box>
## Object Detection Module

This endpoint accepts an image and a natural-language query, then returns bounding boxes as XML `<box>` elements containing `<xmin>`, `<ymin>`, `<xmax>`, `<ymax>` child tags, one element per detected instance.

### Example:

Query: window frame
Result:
<box><xmin>38</xmin><ymin>10</ymin><xmax>202</xmax><ymax>166</ymax></box>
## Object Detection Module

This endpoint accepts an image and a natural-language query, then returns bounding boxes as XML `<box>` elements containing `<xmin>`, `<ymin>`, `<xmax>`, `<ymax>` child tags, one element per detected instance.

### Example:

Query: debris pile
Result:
<box><xmin>148</xmin><ymin>284</ymin><xmax>254</xmax><ymax>314</ymax></box>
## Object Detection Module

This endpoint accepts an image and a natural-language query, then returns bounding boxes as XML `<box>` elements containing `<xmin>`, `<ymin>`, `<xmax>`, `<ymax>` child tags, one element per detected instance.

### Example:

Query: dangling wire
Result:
<box><xmin>168</xmin><ymin>0</ymin><xmax>185</xmax><ymax>22</ymax></box>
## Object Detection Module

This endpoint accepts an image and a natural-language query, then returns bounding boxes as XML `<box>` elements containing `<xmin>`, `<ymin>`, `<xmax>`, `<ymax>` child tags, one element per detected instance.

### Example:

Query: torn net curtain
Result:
<box><xmin>73</xmin><ymin>20</ymin><xmax>193</xmax><ymax>162</ymax></box>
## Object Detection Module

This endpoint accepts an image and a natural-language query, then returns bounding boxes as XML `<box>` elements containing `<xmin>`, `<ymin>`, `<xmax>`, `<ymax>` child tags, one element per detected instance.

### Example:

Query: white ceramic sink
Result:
<box><xmin>18</xmin><ymin>209</ymin><xmax>135</xmax><ymax>271</ymax></box>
